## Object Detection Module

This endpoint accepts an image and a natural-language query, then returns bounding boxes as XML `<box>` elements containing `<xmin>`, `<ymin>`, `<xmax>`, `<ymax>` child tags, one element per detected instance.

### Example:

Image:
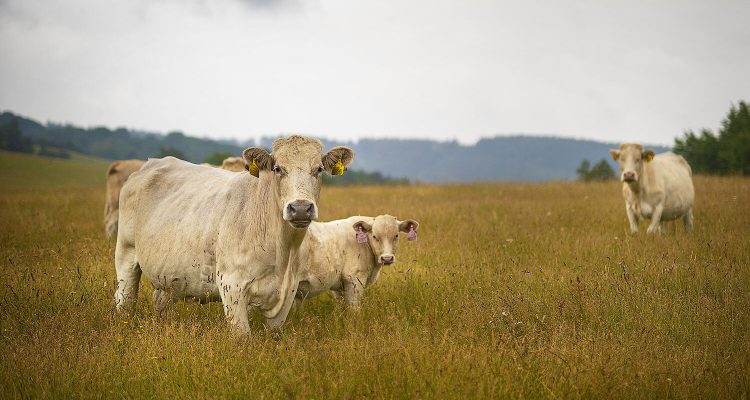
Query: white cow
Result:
<box><xmin>609</xmin><ymin>143</ymin><xmax>694</xmax><ymax>234</ymax></box>
<box><xmin>296</xmin><ymin>215</ymin><xmax>419</xmax><ymax>308</ymax></box>
<box><xmin>114</xmin><ymin>135</ymin><xmax>354</xmax><ymax>333</ymax></box>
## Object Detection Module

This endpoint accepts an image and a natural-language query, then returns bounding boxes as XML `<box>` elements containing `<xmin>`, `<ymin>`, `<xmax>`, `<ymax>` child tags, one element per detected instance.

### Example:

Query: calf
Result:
<box><xmin>609</xmin><ymin>143</ymin><xmax>694</xmax><ymax>234</ymax></box>
<box><xmin>296</xmin><ymin>215</ymin><xmax>419</xmax><ymax>308</ymax></box>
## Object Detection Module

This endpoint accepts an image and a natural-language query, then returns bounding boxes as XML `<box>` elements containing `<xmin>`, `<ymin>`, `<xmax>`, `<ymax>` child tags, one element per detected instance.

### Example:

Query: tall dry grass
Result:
<box><xmin>1</xmin><ymin>150</ymin><xmax>748</xmax><ymax>398</ymax></box>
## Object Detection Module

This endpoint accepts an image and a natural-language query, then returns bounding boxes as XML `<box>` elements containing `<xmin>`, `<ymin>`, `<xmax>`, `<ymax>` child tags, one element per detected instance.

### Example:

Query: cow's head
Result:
<box><xmin>353</xmin><ymin>215</ymin><xmax>419</xmax><ymax>265</ymax></box>
<box><xmin>243</xmin><ymin>136</ymin><xmax>354</xmax><ymax>229</ymax></box>
<box><xmin>609</xmin><ymin>143</ymin><xmax>654</xmax><ymax>184</ymax></box>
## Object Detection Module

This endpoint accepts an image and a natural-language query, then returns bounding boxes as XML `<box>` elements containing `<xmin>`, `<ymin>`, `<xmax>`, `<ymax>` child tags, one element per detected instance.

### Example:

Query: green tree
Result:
<box><xmin>675</xmin><ymin>101</ymin><xmax>750</xmax><ymax>175</ymax></box>
<box><xmin>588</xmin><ymin>159</ymin><xmax>616</xmax><ymax>181</ymax></box>
<box><xmin>576</xmin><ymin>159</ymin><xmax>591</xmax><ymax>181</ymax></box>
<box><xmin>0</xmin><ymin>118</ymin><xmax>34</xmax><ymax>153</ymax></box>
<box><xmin>576</xmin><ymin>159</ymin><xmax>615</xmax><ymax>182</ymax></box>
<box><xmin>203</xmin><ymin>151</ymin><xmax>235</xmax><ymax>165</ymax></box>
<box><xmin>158</xmin><ymin>146</ymin><xmax>186</xmax><ymax>160</ymax></box>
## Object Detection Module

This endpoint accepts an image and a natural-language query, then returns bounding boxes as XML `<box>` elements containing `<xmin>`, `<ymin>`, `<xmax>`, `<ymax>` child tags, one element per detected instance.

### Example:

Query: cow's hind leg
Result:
<box><xmin>114</xmin><ymin>241</ymin><xmax>141</xmax><ymax>315</ymax></box>
<box><xmin>684</xmin><ymin>208</ymin><xmax>694</xmax><ymax>232</ymax></box>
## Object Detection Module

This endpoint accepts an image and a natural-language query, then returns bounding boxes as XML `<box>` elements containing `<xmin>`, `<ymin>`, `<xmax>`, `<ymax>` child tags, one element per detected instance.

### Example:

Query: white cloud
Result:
<box><xmin>1</xmin><ymin>0</ymin><xmax>748</xmax><ymax>146</ymax></box>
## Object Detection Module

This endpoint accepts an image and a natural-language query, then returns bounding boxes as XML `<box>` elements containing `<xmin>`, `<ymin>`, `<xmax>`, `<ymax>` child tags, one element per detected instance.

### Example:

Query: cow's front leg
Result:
<box><xmin>625</xmin><ymin>202</ymin><xmax>639</xmax><ymax>234</ymax></box>
<box><xmin>152</xmin><ymin>289</ymin><xmax>174</xmax><ymax>319</ymax></box>
<box><xmin>219</xmin><ymin>280</ymin><xmax>251</xmax><ymax>335</ymax></box>
<box><xmin>646</xmin><ymin>203</ymin><xmax>664</xmax><ymax>235</ymax></box>
<box><xmin>343</xmin><ymin>276</ymin><xmax>366</xmax><ymax>309</ymax></box>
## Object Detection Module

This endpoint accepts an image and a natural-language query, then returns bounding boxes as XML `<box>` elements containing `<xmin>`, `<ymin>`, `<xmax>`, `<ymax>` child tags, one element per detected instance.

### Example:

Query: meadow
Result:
<box><xmin>0</xmin><ymin>149</ymin><xmax>748</xmax><ymax>399</ymax></box>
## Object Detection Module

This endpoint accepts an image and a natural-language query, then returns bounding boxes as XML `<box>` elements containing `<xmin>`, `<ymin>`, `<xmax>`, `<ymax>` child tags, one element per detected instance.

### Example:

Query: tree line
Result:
<box><xmin>0</xmin><ymin>111</ymin><xmax>408</xmax><ymax>185</ymax></box>
<box><xmin>674</xmin><ymin>101</ymin><xmax>750</xmax><ymax>175</ymax></box>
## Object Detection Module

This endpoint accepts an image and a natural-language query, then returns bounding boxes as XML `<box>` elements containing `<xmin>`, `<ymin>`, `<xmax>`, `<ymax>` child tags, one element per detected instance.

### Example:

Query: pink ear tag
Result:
<box><xmin>407</xmin><ymin>227</ymin><xmax>417</xmax><ymax>241</ymax></box>
<box><xmin>356</xmin><ymin>228</ymin><xmax>368</xmax><ymax>244</ymax></box>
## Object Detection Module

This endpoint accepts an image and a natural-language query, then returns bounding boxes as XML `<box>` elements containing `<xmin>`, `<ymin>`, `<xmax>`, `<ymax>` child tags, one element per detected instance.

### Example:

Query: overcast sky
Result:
<box><xmin>1</xmin><ymin>0</ymin><xmax>748</xmax><ymax>145</ymax></box>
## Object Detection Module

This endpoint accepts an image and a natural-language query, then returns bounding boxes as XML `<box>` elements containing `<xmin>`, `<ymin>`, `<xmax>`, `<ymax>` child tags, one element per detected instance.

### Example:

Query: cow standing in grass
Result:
<box><xmin>104</xmin><ymin>159</ymin><xmax>145</xmax><ymax>238</ymax></box>
<box><xmin>114</xmin><ymin>136</ymin><xmax>354</xmax><ymax>333</ymax></box>
<box><xmin>609</xmin><ymin>143</ymin><xmax>694</xmax><ymax>234</ymax></box>
<box><xmin>296</xmin><ymin>215</ymin><xmax>419</xmax><ymax>308</ymax></box>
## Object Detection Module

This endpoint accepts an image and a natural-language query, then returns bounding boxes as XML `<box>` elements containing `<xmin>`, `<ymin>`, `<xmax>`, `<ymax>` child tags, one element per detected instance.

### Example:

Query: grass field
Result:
<box><xmin>1</xmin><ymin>149</ymin><xmax>749</xmax><ymax>399</ymax></box>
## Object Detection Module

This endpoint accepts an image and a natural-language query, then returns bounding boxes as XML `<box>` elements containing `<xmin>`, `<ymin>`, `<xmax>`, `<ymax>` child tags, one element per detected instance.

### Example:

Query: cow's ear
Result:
<box><xmin>323</xmin><ymin>146</ymin><xmax>355</xmax><ymax>176</ymax></box>
<box><xmin>609</xmin><ymin>149</ymin><xmax>621</xmax><ymax>161</ymax></box>
<box><xmin>242</xmin><ymin>147</ymin><xmax>273</xmax><ymax>177</ymax></box>
<box><xmin>643</xmin><ymin>150</ymin><xmax>655</xmax><ymax>162</ymax></box>
<box><xmin>353</xmin><ymin>220</ymin><xmax>372</xmax><ymax>233</ymax></box>
<box><xmin>398</xmin><ymin>219</ymin><xmax>419</xmax><ymax>233</ymax></box>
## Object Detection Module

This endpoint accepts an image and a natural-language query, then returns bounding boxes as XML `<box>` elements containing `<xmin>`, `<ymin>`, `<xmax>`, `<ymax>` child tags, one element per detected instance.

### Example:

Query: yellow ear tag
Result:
<box><xmin>248</xmin><ymin>158</ymin><xmax>260</xmax><ymax>177</ymax></box>
<box><xmin>331</xmin><ymin>159</ymin><xmax>345</xmax><ymax>176</ymax></box>
<box><xmin>645</xmin><ymin>153</ymin><xmax>654</xmax><ymax>162</ymax></box>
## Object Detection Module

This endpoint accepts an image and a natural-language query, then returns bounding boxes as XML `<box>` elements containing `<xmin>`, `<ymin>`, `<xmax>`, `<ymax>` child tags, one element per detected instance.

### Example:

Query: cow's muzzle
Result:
<box><xmin>285</xmin><ymin>200</ymin><xmax>317</xmax><ymax>228</ymax></box>
<box><xmin>622</xmin><ymin>171</ymin><xmax>636</xmax><ymax>182</ymax></box>
<box><xmin>380</xmin><ymin>254</ymin><xmax>395</xmax><ymax>265</ymax></box>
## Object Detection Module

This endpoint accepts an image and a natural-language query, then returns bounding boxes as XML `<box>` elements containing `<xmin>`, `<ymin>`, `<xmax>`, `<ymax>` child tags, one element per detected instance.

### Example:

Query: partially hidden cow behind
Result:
<box><xmin>221</xmin><ymin>156</ymin><xmax>247</xmax><ymax>172</ymax></box>
<box><xmin>609</xmin><ymin>143</ymin><xmax>694</xmax><ymax>234</ymax></box>
<box><xmin>104</xmin><ymin>159</ymin><xmax>146</xmax><ymax>238</ymax></box>
<box><xmin>115</xmin><ymin>136</ymin><xmax>354</xmax><ymax>333</ymax></box>
<box><xmin>296</xmin><ymin>215</ymin><xmax>419</xmax><ymax>308</ymax></box>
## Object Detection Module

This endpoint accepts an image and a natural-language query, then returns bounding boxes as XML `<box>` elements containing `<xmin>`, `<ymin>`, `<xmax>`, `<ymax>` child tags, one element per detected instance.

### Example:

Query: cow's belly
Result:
<box><xmin>138</xmin><ymin>245</ymin><xmax>220</xmax><ymax>300</ymax></box>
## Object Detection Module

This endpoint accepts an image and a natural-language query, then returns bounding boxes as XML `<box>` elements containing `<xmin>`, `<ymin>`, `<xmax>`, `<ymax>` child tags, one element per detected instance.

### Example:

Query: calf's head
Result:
<box><xmin>353</xmin><ymin>215</ymin><xmax>419</xmax><ymax>265</ymax></box>
<box><xmin>243</xmin><ymin>136</ymin><xmax>354</xmax><ymax>229</ymax></box>
<box><xmin>609</xmin><ymin>143</ymin><xmax>654</xmax><ymax>183</ymax></box>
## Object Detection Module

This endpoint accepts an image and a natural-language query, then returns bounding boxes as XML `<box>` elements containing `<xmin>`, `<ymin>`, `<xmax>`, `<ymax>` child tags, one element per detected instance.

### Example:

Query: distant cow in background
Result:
<box><xmin>104</xmin><ymin>159</ymin><xmax>145</xmax><ymax>237</ymax></box>
<box><xmin>609</xmin><ymin>143</ymin><xmax>694</xmax><ymax>234</ymax></box>
<box><xmin>296</xmin><ymin>215</ymin><xmax>419</xmax><ymax>308</ymax></box>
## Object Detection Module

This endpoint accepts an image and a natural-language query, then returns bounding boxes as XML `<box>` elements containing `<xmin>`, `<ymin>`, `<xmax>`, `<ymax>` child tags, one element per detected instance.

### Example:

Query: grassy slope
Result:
<box><xmin>0</xmin><ymin>150</ymin><xmax>111</xmax><ymax>191</ymax></box>
<box><xmin>0</xmin><ymin>151</ymin><xmax>748</xmax><ymax>399</ymax></box>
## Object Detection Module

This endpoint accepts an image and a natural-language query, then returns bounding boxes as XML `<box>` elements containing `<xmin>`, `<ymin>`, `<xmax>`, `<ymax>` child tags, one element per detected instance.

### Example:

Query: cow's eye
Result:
<box><xmin>373</xmin><ymin>235</ymin><xmax>379</xmax><ymax>241</ymax></box>
<box><xmin>273</xmin><ymin>165</ymin><xmax>284</xmax><ymax>175</ymax></box>
<box><xmin>315</xmin><ymin>165</ymin><xmax>324</xmax><ymax>175</ymax></box>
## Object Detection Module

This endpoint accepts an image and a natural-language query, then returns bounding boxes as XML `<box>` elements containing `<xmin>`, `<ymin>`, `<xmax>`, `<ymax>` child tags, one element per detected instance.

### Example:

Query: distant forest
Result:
<box><xmin>0</xmin><ymin>112</ymin><xmax>407</xmax><ymax>185</ymax></box>
<box><xmin>3</xmin><ymin>103</ymin><xmax>747</xmax><ymax>182</ymax></box>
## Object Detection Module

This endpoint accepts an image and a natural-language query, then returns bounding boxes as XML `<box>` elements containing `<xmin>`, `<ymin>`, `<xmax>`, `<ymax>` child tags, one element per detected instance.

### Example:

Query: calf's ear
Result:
<box><xmin>242</xmin><ymin>147</ymin><xmax>273</xmax><ymax>177</ymax></box>
<box><xmin>609</xmin><ymin>149</ymin><xmax>621</xmax><ymax>161</ymax></box>
<box><xmin>323</xmin><ymin>146</ymin><xmax>355</xmax><ymax>176</ymax></box>
<box><xmin>352</xmin><ymin>221</ymin><xmax>372</xmax><ymax>233</ymax></box>
<box><xmin>643</xmin><ymin>150</ymin><xmax>655</xmax><ymax>162</ymax></box>
<box><xmin>398</xmin><ymin>219</ymin><xmax>419</xmax><ymax>232</ymax></box>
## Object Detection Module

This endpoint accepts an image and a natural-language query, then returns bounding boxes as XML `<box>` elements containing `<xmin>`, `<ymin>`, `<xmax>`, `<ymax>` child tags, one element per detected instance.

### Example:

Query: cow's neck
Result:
<box><xmin>260</xmin><ymin>175</ymin><xmax>308</xmax><ymax>255</ymax></box>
